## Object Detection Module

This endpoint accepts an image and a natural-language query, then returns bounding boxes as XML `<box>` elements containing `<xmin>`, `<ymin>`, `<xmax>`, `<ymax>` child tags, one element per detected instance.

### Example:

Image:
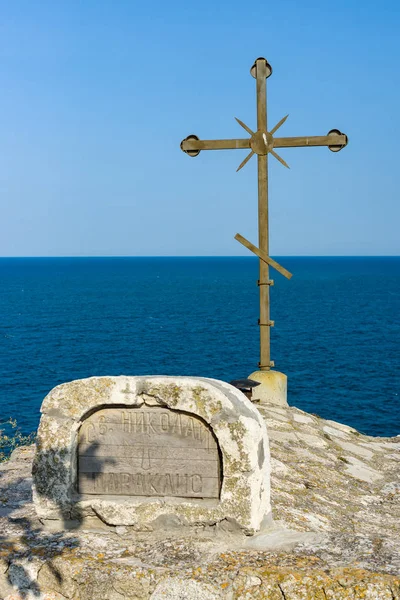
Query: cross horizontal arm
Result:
<box><xmin>235</xmin><ymin>233</ymin><xmax>293</xmax><ymax>280</ymax></box>
<box><xmin>273</xmin><ymin>133</ymin><xmax>347</xmax><ymax>149</ymax></box>
<box><xmin>181</xmin><ymin>138</ymin><xmax>251</xmax><ymax>152</ymax></box>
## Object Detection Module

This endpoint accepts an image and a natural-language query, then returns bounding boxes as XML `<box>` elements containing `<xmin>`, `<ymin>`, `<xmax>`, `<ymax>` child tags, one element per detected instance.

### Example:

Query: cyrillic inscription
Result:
<box><xmin>78</xmin><ymin>407</ymin><xmax>221</xmax><ymax>498</ymax></box>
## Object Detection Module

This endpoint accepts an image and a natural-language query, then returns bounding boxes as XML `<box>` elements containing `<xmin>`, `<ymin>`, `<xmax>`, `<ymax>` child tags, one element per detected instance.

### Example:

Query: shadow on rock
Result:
<box><xmin>0</xmin><ymin>443</ymin><xmax>115</xmax><ymax>599</ymax></box>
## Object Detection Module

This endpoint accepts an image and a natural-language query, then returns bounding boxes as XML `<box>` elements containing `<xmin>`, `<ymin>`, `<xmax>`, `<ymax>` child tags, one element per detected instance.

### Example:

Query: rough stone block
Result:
<box><xmin>32</xmin><ymin>376</ymin><xmax>271</xmax><ymax>534</ymax></box>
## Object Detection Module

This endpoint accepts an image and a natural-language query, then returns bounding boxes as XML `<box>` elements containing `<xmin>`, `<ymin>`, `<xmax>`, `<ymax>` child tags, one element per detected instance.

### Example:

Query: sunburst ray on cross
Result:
<box><xmin>234</xmin><ymin>114</ymin><xmax>290</xmax><ymax>171</ymax></box>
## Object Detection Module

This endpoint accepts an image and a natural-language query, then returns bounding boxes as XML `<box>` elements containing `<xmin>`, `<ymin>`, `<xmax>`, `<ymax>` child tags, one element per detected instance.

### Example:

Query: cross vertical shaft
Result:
<box><xmin>180</xmin><ymin>57</ymin><xmax>348</xmax><ymax>373</ymax></box>
<box><xmin>256</xmin><ymin>59</ymin><xmax>271</xmax><ymax>371</ymax></box>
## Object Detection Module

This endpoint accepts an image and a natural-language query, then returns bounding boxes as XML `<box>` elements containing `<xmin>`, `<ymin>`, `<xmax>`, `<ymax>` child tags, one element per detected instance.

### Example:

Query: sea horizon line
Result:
<box><xmin>0</xmin><ymin>255</ymin><xmax>399</xmax><ymax>260</ymax></box>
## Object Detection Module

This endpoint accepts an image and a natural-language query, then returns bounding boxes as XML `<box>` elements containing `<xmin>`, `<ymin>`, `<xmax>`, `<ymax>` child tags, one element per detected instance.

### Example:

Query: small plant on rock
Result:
<box><xmin>0</xmin><ymin>418</ymin><xmax>36</xmax><ymax>462</ymax></box>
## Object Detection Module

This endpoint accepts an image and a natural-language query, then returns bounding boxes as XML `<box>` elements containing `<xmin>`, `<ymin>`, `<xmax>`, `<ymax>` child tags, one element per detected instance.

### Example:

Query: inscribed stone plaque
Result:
<box><xmin>78</xmin><ymin>406</ymin><xmax>221</xmax><ymax>498</ymax></box>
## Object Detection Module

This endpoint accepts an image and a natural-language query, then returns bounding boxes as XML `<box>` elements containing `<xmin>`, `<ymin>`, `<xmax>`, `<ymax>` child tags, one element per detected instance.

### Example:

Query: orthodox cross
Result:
<box><xmin>180</xmin><ymin>57</ymin><xmax>348</xmax><ymax>372</ymax></box>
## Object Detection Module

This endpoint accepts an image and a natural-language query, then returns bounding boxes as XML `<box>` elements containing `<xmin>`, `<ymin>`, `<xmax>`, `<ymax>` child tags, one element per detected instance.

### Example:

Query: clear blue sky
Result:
<box><xmin>0</xmin><ymin>0</ymin><xmax>399</xmax><ymax>256</ymax></box>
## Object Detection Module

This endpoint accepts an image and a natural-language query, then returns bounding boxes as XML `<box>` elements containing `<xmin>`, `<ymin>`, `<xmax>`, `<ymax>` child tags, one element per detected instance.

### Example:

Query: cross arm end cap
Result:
<box><xmin>327</xmin><ymin>129</ymin><xmax>348</xmax><ymax>152</ymax></box>
<box><xmin>181</xmin><ymin>135</ymin><xmax>201</xmax><ymax>157</ymax></box>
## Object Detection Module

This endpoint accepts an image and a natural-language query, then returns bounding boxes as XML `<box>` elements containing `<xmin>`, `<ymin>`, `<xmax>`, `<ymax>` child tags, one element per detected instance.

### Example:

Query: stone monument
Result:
<box><xmin>32</xmin><ymin>376</ymin><xmax>271</xmax><ymax>534</ymax></box>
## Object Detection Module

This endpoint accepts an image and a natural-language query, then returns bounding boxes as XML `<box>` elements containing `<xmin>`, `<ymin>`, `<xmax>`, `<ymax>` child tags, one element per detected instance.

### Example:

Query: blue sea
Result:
<box><xmin>0</xmin><ymin>257</ymin><xmax>399</xmax><ymax>438</ymax></box>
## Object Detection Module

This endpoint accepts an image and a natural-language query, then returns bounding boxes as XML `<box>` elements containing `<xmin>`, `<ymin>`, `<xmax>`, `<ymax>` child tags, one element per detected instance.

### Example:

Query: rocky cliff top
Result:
<box><xmin>1</xmin><ymin>401</ymin><xmax>399</xmax><ymax>599</ymax></box>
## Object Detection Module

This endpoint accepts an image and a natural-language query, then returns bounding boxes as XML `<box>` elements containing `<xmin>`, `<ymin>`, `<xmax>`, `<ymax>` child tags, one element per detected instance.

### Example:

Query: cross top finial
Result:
<box><xmin>250</xmin><ymin>57</ymin><xmax>272</xmax><ymax>79</ymax></box>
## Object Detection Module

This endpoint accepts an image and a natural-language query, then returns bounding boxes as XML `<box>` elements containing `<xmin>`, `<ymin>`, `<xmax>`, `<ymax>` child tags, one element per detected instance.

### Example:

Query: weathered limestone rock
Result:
<box><xmin>32</xmin><ymin>376</ymin><xmax>271</xmax><ymax>534</ymax></box>
<box><xmin>1</xmin><ymin>392</ymin><xmax>399</xmax><ymax>599</ymax></box>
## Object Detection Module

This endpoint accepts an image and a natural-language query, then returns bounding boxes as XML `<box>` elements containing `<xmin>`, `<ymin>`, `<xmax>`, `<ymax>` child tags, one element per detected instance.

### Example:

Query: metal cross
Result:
<box><xmin>180</xmin><ymin>57</ymin><xmax>348</xmax><ymax>372</ymax></box>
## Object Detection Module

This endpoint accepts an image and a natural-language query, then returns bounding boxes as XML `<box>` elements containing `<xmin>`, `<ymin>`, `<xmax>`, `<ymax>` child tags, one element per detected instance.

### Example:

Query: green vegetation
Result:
<box><xmin>0</xmin><ymin>418</ymin><xmax>36</xmax><ymax>462</ymax></box>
